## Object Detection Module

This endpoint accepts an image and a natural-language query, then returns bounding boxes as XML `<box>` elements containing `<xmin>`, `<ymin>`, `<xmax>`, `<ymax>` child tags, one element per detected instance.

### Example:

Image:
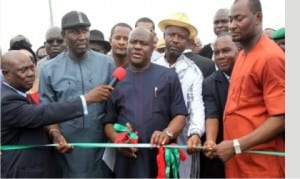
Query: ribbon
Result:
<box><xmin>156</xmin><ymin>144</ymin><xmax>186</xmax><ymax>179</ymax></box>
<box><xmin>113</xmin><ymin>123</ymin><xmax>138</xmax><ymax>144</ymax></box>
<box><xmin>0</xmin><ymin>143</ymin><xmax>285</xmax><ymax>157</ymax></box>
<box><xmin>156</xmin><ymin>146</ymin><xmax>166</xmax><ymax>179</ymax></box>
<box><xmin>27</xmin><ymin>91</ymin><xmax>39</xmax><ymax>104</ymax></box>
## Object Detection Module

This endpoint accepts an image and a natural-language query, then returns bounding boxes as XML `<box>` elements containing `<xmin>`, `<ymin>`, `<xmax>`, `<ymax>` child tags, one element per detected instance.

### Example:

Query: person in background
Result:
<box><xmin>263</xmin><ymin>27</ymin><xmax>276</xmax><ymax>39</ymax></box>
<box><xmin>9</xmin><ymin>34</ymin><xmax>32</xmax><ymax>50</ymax></box>
<box><xmin>272</xmin><ymin>27</ymin><xmax>285</xmax><ymax>52</ymax></box>
<box><xmin>200</xmin><ymin>8</ymin><xmax>230</xmax><ymax>60</ymax></box>
<box><xmin>1</xmin><ymin>50</ymin><xmax>113</xmax><ymax>178</ymax></box>
<box><xmin>39</xmin><ymin>10</ymin><xmax>115</xmax><ymax>178</ymax></box>
<box><xmin>9</xmin><ymin>36</ymin><xmax>36</xmax><ymax>65</ymax></box>
<box><xmin>35</xmin><ymin>45</ymin><xmax>47</xmax><ymax>61</ymax></box>
<box><xmin>184</xmin><ymin>38</ymin><xmax>215</xmax><ymax>78</ymax></box>
<box><xmin>201</xmin><ymin>33</ymin><xmax>238</xmax><ymax>178</ymax></box>
<box><xmin>135</xmin><ymin>17</ymin><xmax>161</xmax><ymax>61</ymax></box>
<box><xmin>109</xmin><ymin>22</ymin><xmax>132</xmax><ymax>67</ymax></box>
<box><xmin>155</xmin><ymin>37</ymin><xmax>166</xmax><ymax>54</ymax></box>
<box><xmin>103</xmin><ymin>27</ymin><xmax>187</xmax><ymax>178</ymax></box>
<box><xmin>30</xmin><ymin>26</ymin><xmax>66</xmax><ymax>99</ymax></box>
<box><xmin>154</xmin><ymin>12</ymin><xmax>205</xmax><ymax>178</ymax></box>
<box><xmin>192</xmin><ymin>36</ymin><xmax>202</xmax><ymax>54</ymax></box>
<box><xmin>215</xmin><ymin>0</ymin><xmax>285</xmax><ymax>177</ymax></box>
<box><xmin>89</xmin><ymin>29</ymin><xmax>111</xmax><ymax>54</ymax></box>
<box><xmin>36</xmin><ymin>26</ymin><xmax>65</xmax><ymax>79</ymax></box>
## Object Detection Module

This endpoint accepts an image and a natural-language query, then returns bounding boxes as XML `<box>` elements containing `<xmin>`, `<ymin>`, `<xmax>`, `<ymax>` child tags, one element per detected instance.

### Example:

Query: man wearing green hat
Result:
<box><xmin>272</xmin><ymin>27</ymin><xmax>285</xmax><ymax>52</ymax></box>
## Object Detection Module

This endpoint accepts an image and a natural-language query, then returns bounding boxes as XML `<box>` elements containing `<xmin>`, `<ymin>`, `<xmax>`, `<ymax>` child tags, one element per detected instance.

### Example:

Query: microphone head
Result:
<box><xmin>113</xmin><ymin>67</ymin><xmax>127</xmax><ymax>81</ymax></box>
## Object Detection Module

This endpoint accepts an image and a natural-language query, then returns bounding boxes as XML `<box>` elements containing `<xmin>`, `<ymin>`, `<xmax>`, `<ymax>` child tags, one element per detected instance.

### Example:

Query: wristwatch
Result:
<box><xmin>233</xmin><ymin>139</ymin><xmax>242</xmax><ymax>154</ymax></box>
<box><xmin>164</xmin><ymin>129</ymin><xmax>174</xmax><ymax>139</ymax></box>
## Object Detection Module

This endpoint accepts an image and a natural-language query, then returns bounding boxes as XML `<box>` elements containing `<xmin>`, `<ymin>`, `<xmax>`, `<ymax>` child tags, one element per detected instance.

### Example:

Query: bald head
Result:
<box><xmin>2</xmin><ymin>50</ymin><xmax>35</xmax><ymax>92</ymax></box>
<box><xmin>127</xmin><ymin>27</ymin><xmax>155</xmax><ymax>70</ymax></box>
<box><xmin>213</xmin><ymin>8</ymin><xmax>230</xmax><ymax>36</ymax></box>
<box><xmin>46</xmin><ymin>26</ymin><xmax>62</xmax><ymax>40</ymax></box>
<box><xmin>2</xmin><ymin>50</ymin><xmax>25</xmax><ymax>69</ymax></box>
<box><xmin>129</xmin><ymin>27</ymin><xmax>154</xmax><ymax>43</ymax></box>
<box><xmin>44</xmin><ymin>26</ymin><xmax>65</xmax><ymax>58</ymax></box>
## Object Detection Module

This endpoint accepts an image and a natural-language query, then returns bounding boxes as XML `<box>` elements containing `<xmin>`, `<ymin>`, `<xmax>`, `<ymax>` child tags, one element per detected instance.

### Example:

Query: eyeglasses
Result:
<box><xmin>46</xmin><ymin>39</ymin><xmax>63</xmax><ymax>44</ymax></box>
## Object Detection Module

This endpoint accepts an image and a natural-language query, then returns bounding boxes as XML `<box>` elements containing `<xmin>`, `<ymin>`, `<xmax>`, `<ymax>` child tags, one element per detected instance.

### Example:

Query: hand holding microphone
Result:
<box><xmin>85</xmin><ymin>67</ymin><xmax>127</xmax><ymax>103</ymax></box>
<box><xmin>109</xmin><ymin>66</ymin><xmax>127</xmax><ymax>87</ymax></box>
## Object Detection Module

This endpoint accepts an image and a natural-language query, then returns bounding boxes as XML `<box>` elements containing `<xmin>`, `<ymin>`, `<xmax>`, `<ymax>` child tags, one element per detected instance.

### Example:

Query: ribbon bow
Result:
<box><xmin>156</xmin><ymin>144</ymin><xmax>186</xmax><ymax>179</ymax></box>
<box><xmin>113</xmin><ymin>123</ymin><xmax>138</xmax><ymax>144</ymax></box>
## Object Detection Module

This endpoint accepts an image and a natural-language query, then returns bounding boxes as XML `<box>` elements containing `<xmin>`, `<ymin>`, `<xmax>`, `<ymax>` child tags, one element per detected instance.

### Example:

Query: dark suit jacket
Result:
<box><xmin>184</xmin><ymin>52</ymin><xmax>215</xmax><ymax>78</ymax></box>
<box><xmin>200</xmin><ymin>71</ymin><xmax>229</xmax><ymax>178</ymax></box>
<box><xmin>199</xmin><ymin>43</ymin><xmax>213</xmax><ymax>59</ymax></box>
<box><xmin>1</xmin><ymin>84</ymin><xmax>84</xmax><ymax>178</ymax></box>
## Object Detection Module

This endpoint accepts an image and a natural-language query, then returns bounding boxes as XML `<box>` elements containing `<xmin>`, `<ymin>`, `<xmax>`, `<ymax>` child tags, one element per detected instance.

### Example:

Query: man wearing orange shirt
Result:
<box><xmin>214</xmin><ymin>0</ymin><xmax>285</xmax><ymax>178</ymax></box>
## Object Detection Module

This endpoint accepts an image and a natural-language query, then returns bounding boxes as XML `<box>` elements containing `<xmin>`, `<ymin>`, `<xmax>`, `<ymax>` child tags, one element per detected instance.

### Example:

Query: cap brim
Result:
<box><xmin>159</xmin><ymin>19</ymin><xmax>197</xmax><ymax>39</ymax></box>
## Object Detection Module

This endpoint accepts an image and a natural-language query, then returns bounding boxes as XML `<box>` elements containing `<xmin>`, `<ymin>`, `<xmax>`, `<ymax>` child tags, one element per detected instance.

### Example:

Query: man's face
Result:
<box><xmin>213</xmin><ymin>35</ymin><xmax>238</xmax><ymax>74</ymax></box>
<box><xmin>45</xmin><ymin>37</ymin><xmax>65</xmax><ymax>58</ymax></box>
<box><xmin>63</xmin><ymin>27</ymin><xmax>90</xmax><ymax>57</ymax></box>
<box><xmin>127</xmin><ymin>29</ymin><xmax>154</xmax><ymax>68</ymax></box>
<box><xmin>229</xmin><ymin>0</ymin><xmax>258</xmax><ymax>43</ymax></box>
<box><xmin>164</xmin><ymin>26</ymin><xmax>189</xmax><ymax>58</ymax></box>
<box><xmin>213</xmin><ymin>11</ymin><xmax>230</xmax><ymax>36</ymax></box>
<box><xmin>110</xmin><ymin>26</ymin><xmax>131</xmax><ymax>57</ymax></box>
<box><xmin>4</xmin><ymin>53</ymin><xmax>35</xmax><ymax>92</ymax></box>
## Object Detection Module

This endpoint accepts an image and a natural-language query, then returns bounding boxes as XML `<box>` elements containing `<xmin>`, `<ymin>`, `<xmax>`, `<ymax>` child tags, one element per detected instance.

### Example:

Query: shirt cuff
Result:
<box><xmin>80</xmin><ymin>95</ymin><xmax>88</xmax><ymax>115</ymax></box>
<box><xmin>187</xmin><ymin>128</ymin><xmax>204</xmax><ymax>138</ymax></box>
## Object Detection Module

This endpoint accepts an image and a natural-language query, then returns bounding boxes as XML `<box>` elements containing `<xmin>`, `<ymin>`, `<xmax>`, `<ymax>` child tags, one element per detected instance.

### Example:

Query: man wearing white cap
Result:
<box><xmin>153</xmin><ymin>12</ymin><xmax>205</xmax><ymax>178</ymax></box>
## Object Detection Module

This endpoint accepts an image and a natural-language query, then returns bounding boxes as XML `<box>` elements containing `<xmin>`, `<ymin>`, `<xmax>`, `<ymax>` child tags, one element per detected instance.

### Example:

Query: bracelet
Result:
<box><xmin>48</xmin><ymin>128</ymin><xmax>61</xmax><ymax>136</ymax></box>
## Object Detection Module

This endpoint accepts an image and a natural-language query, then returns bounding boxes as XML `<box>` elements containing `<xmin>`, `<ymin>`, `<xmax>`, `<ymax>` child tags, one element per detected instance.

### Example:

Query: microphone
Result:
<box><xmin>109</xmin><ymin>67</ymin><xmax>127</xmax><ymax>87</ymax></box>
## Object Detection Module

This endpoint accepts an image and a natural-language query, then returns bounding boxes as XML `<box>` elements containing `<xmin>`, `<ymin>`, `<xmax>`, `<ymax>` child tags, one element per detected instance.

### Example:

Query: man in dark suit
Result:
<box><xmin>200</xmin><ymin>33</ymin><xmax>238</xmax><ymax>178</ymax></box>
<box><xmin>1</xmin><ymin>50</ymin><xmax>113</xmax><ymax>178</ymax></box>
<box><xmin>184</xmin><ymin>38</ymin><xmax>215</xmax><ymax>78</ymax></box>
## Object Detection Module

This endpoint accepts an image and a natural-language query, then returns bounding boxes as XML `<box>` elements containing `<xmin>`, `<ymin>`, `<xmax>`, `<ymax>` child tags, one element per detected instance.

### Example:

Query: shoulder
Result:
<box><xmin>88</xmin><ymin>50</ymin><xmax>115</xmax><ymax>67</ymax></box>
<box><xmin>41</xmin><ymin>52</ymin><xmax>66</xmax><ymax>71</ymax></box>
<box><xmin>203</xmin><ymin>71</ymin><xmax>217</xmax><ymax>84</ymax></box>
<box><xmin>1</xmin><ymin>85</ymin><xmax>23</xmax><ymax>104</ymax></box>
<box><xmin>150</xmin><ymin>63</ymin><xmax>179</xmax><ymax>81</ymax></box>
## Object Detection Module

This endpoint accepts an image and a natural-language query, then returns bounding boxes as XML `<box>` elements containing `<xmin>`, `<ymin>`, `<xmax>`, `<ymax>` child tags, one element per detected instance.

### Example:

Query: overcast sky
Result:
<box><xmin>0</xmin><ymin>0</ymin><xmax>285</xmax><ymax>52</ymax></box>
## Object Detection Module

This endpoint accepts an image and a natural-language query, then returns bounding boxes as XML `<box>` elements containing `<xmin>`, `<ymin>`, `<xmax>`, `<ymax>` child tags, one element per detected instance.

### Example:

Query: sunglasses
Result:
<box><xmin>46</xmin><ymin>39</ymin><xmax>63</xmax><ymax>44</ymax></box>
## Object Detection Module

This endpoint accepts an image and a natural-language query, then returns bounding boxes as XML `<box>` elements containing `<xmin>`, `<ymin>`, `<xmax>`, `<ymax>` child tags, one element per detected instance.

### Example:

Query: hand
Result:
<box><xmin>116</xmin><ymin>137</ymin><xmax>138</xmax><ymax>158</ymax></box>
<box><xmin>215</xmin><ymin>140</ymin><xmax>235</xmax><ymax>162</ymax></box>
<box><xmin>84</xmin><ymin>85</ymin><xmax>113</xmax><ymax>104</ymax></box>
<box><xmin>203</xmin><ymin>140</ymin><xmax>217</xmax><ymax>159</ymax></box>
<box><xmin>186</xmin><ymin>134</ymin><xmax>202</xmax><ymax>154</ymax></box>
<box><xmin>51</xmin><ymin>131</ymin><xmax>74</xmax><ymax>153</ymax></box>
<box><xmin>150</xmin><ymin>130</ymin><xmax>170</xmax><ymax>146</ymax></box>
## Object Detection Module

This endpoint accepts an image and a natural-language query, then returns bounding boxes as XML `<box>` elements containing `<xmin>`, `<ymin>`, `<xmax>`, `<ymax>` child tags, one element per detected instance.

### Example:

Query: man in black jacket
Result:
<box><xmin>1</xmin><ymin>50</ymin><xmax>113</xmax><ymax>178</ymax></box>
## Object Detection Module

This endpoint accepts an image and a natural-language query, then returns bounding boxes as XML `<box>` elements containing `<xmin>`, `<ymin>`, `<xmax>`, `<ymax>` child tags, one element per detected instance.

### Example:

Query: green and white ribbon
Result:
<box><xmin>0</xmin><ymin>143</ymin><xmax>285</xmax><ymax>157</ymax></box>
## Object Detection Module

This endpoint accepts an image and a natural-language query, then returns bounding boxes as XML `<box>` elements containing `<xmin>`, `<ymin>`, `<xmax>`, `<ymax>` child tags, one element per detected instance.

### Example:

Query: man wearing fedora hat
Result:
<box><xmin>39</xmin><ymin>10</ymin><xmax>115</xmax><ymax>178</ymax></box>
<box><xmin>153</xmin><ymin>12</ymin><xmax>205</xmax><ymax>178</ymax></box>
<box><xmin>89</xmin><ymin>29</ymin><xmax>111</xmax><ymax>54</ymax></box>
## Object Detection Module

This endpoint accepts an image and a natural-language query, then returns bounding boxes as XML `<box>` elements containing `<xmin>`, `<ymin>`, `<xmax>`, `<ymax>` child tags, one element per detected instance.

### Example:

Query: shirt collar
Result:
<box><xmin>2</xmin><ymin>82</ymin><xmax>27</xmax><ymax>98</ymax></box>
<box><xmin>223</xmin><ymin>72</ymin><xmax>230</xmax><ymax>82</ymax></box>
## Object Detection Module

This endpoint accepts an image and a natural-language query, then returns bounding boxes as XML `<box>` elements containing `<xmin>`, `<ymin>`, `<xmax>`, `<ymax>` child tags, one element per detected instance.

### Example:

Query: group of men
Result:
<box><xmin>1</xmin><ymin>0</ymin><xmax>285</xmax><ymax>178</ymax></box>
